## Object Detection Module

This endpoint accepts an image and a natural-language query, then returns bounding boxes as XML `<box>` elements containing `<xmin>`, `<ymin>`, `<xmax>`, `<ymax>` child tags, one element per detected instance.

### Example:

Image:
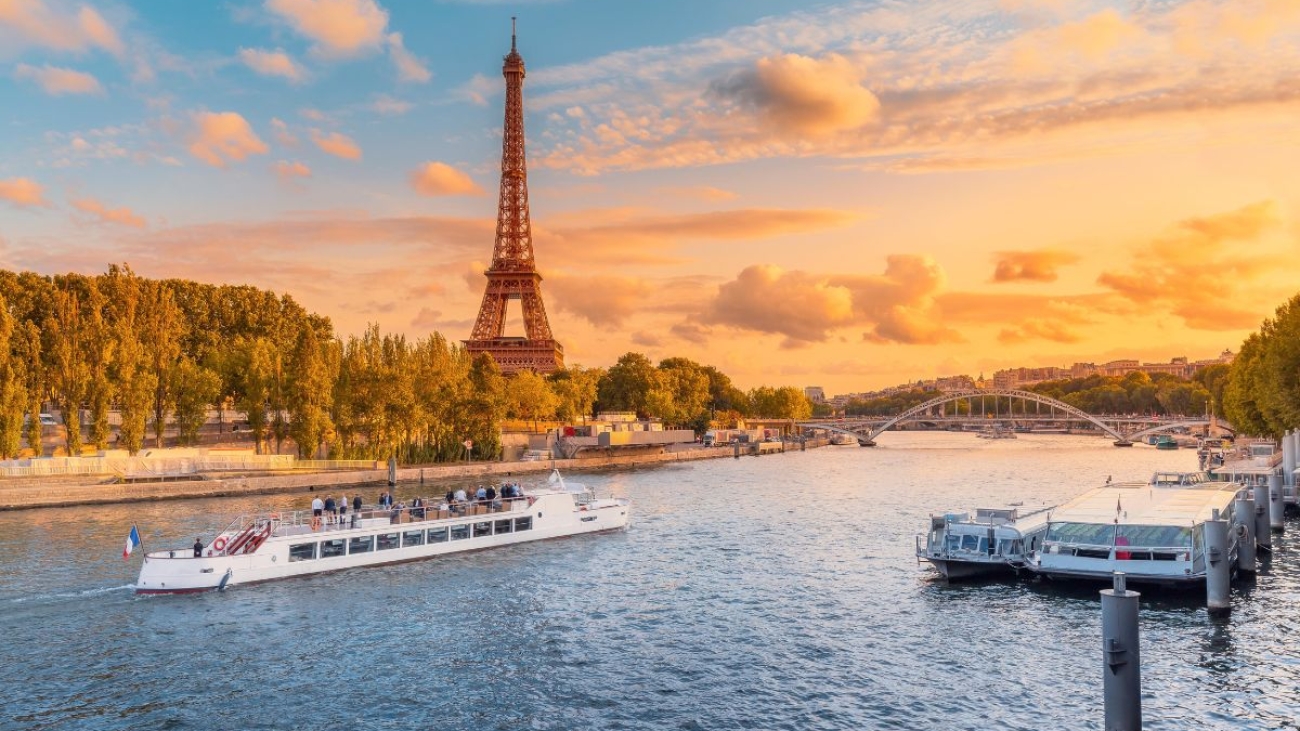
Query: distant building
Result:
<box><xmin>804</xmin><ymin>386</ymin><xmax>826</xmax><ymax>403</ymax></box>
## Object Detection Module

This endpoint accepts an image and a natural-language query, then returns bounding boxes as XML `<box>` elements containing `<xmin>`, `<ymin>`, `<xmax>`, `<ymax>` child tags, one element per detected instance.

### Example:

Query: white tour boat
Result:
<box><xmin>1024</xmin><ymin>472</ymin><xmax>1245</xmax><ymax>586</ymax></box>
<box><xmin>135</xmin><ymin>470</ymin><xmax>630</xmax><ymax>594</ymax></box>
<box><xmin>916</xmin><ymin>505</ymin><xmax>1051</xmax><ymax>580</ymax></box>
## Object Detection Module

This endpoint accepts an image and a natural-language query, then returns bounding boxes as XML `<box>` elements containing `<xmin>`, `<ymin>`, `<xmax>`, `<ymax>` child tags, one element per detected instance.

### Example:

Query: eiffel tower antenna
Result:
<box><xmin>463</xmin><ymin>22</ymin><xmax>564</xmax><ymax>374</ymax></box>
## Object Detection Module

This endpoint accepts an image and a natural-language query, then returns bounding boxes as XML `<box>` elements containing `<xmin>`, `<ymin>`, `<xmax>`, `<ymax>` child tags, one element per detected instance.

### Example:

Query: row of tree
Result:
<box><xmin>0</xmin><ymin>267</ymin><xmax>813</xmax><ymax>461</ymax></box>
<box><xmin>1223</xmin><ymin>292</ymin><xmax>1300</xmax><ymax>438</ymax></box>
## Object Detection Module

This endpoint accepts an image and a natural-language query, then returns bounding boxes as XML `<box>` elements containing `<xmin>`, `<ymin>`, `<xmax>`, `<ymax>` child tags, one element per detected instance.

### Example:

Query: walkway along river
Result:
<box><xmin>1</xmin><ymin>433</ymin><xmax>1296</xmax><ymax>730</ymax></box>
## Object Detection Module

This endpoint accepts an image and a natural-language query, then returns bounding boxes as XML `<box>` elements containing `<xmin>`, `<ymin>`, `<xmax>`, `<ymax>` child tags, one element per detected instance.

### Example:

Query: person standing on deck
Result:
<box><xmin>312</xmin><ymin>496</ymin><xmax>324</xmax><ymax>520</ymax></box>
<box><xmin>324</xmin><ymin>495</ymin><xmax>336</xmax><ymax>525</ymax></box>
<box><xmin>353</xmin><ymin>494</ymin><xmax>362</xmax><ymax>513</ymax></box>
<box><xmin>193</xmin><ymin>538</ymin><xmax>203</xmax><ymax>558</ymax></box>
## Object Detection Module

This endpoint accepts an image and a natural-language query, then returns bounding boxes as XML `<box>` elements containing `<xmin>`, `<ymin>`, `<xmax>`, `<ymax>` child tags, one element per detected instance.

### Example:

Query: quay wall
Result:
<box><xmin>0</xmin><ymin>439</ymin><xmax>825</xmax><ymax>511</ymax></box>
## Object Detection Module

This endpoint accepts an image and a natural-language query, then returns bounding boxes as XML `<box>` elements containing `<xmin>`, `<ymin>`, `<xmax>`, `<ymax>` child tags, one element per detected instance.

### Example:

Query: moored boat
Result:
<box><xmin>916</xmin><ymin>506</ymin><xmax>1051</xmax><ymax>580</ymax></box>
<box><xmin>1024</xmin><ymin>472</ymin><xmax>1245</xmax><ymax>586</ymax></box>
<box><xmin>134</xmin><ymin>470</ymin><xmax>630</xmax><ymax>594</ymax></box>
<box><xmin>976</xmin><ymin>426</ymin><xmax>1017</xmax><ymax>440</ymax></box>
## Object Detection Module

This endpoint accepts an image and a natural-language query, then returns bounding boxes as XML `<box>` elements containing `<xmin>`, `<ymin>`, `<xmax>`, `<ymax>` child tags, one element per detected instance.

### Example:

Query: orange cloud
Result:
<box><xmin>273</xmin><ymin>160</ymin><xmax>312</xmax><ymax>180</ymax></box>
<box><xmin>238</xmin><ymin>48</ymin><xmax>306</xmax><ymax>83</ymax></box>
<box><xmin>14</xmin><ymin>63</ymin><xmax>103</xmax><ymax>95</ymax></box>
<box><xmin>70</xmin><ymin>197</ymin><xmax>146</xmax><ymax>228</ymax></box>
<box><xmin>711</xmin><ymin>52</ymin><xmax>880</xmax><ymax>137</ymax></box>
<box><xmin>0</xmin><ymin>2</ymin><xmax>124</xmax><ymax>56</ymax></box>
<box><xmin>265</xmin><ymin>0</ymin><xmax>388</xmax><ymax>57</ymax></box>
<box><xmin>1097</xmin><ymin>201</ymin><xmax>1284</xmax><ymax>330</ymax></box>
<box><xmin>387</xmin><ymin>32</ymin><xmax>430</xmax><ymax>83</ymax></box>
<box><xmin>0</xmin><ymin>177</ymin><xmax>48</xmax><ymax>208</ymax></box>
<box><xmin>997</xmin><ymin>319</ymin><xmax>1083</xmax><ymax>344</ymax></box>
<box><xmin>991</xmin><ymin>249</ymin><xmax>1081</xmax><ymax>282</ymax></box>
<box><xmin>311</xmin><ymin>130</ymin><xmax>362</xmax><ymax>160</ymax></box>
<box><xmin>409</xmin><ymin>161</ymin><xmax>483</xmax><ymax>196</ymax></box>
<box><xmin>656</xmin><ymin>185</ymin><xmax>738</xmax><ymax>202</ymax></box>
<box><xmin>546</xmin><ymin>274</ymin><xmax>656</xmax><ymax>327</ymax></box>
<box><xmin>188</xmin><ymin>111</ymin><xmax>269</xmax><ymax>167</ymax></box>
<box><xmin>1010</xmin><ymin>9</ymin><xmax>1144</xmax><ymax>72</ymax></box>
<box><xmin>709</xmin><ymin>265</ymin><xmax>856</xmax><ymax>346</ymax></box>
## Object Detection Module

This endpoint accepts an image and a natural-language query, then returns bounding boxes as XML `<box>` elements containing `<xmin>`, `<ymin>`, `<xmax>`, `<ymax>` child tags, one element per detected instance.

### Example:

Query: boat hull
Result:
<box><xmin>136</xmin><ymin>493</ymin><xmax>629</xmax><ymax>594</ymax></box>
<box><xmin>923</xmin><ymin>557</ymin><xmax>1015</xmax><ymax>581</ymax></box>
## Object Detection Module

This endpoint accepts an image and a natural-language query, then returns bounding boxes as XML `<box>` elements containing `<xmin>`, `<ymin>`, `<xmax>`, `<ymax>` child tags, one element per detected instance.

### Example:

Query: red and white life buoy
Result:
<box><xmin>213</xmin><ymin>537</ymin><xmax>228</xmax><ymax>552</ymax></box>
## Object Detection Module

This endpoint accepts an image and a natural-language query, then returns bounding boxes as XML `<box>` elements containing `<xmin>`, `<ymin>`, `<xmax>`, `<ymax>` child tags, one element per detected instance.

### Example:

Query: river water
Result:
<box><xmin>1</xmin><ymin>433</ymin><xmax>1297</xmax><ymax>730</ymax></box>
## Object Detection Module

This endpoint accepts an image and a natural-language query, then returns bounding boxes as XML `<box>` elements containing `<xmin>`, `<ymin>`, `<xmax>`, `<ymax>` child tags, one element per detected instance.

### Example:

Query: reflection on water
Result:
<box><xmin>1</xmin><ymin>433</ymin><xmax>1297</xmax><ymax>730</ymax></box>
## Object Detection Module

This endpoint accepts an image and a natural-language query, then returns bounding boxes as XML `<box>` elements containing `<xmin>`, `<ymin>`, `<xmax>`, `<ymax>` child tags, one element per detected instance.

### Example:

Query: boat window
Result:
<box><xmin>960</xmin><ymin>535</ymin><xmax>979</xmax><ymax>551</ymax></box>
<box><xmin>321</xmin><ymin>539</ymin><xmax>346</xmax><ymax>558</ymax></box>
<box><xmin>289</xmin><ymin>542</ymin><xmax>317</xmax><ymax>562</ymax></box>
<box><xmin>376</xmin><ymin>533</ymin><xmax>399</xmax><ymax>551</ymax></box>
<box><xmin>1114</xmin><ymin>525</ymin><xmax>1193</xmax><ymax>548</ymax></box>
<box><xmin>1046</xmin><ymin>522</ymin><xmax>1116</xmax><ymax>546</ymax></box>
<box><xmin>514</xmin><ymin>516</ymin><xmax>532</xmax><ymax>531</ymax></box>
<box><xmin>402</xmin><ymin>530</ymin><xmax>425</xmax><ymax>547</ymax></box>
<box><xmin>944</xmin><ymin>534</ymin><xmax>960</xmax><ymax>552</ymax></box>
<box><xmin>494</xmin><ymin>519</ymin><xmax>512</xmax><ymax>535</ymax></box>
<box><xmin>473</xmin><ymin>521</ymin><xmax>493</xmax><ymax>538</ymax></box>
<box><xmin>349</xmin><ymin>536</ymin><xmax>373</xmax><ymax>554</ymax></box>
<box><xmin>450</xmin><ymin>525</ymin><xmax>470</xmax><ymax>541</ymax></box>
<box><xmin>428</xmin><ymin>527</ymin><xmax>449</xmax><ymax>543</ymax></box>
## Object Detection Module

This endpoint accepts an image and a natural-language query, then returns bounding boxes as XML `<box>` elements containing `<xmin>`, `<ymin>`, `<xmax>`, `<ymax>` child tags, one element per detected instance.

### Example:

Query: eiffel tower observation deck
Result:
<box><xmin>464</xmin><ymin>20</ymin><xmax>564</xmax><ymax>375</ymax></box>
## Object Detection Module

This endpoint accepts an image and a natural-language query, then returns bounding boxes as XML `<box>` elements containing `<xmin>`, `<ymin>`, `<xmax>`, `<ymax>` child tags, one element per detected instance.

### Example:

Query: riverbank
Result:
<box><xmin>0</xmin><ymin>439</ymin><xmax>827</xmax><ymax>510</ymax></box>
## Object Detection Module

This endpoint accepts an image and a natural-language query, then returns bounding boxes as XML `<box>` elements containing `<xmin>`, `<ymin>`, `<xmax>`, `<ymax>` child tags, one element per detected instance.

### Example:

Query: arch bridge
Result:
<box><xmin>798</xmin><ymin>389</ymin><xmax>1232</xmax><ymax>447</ymax></box>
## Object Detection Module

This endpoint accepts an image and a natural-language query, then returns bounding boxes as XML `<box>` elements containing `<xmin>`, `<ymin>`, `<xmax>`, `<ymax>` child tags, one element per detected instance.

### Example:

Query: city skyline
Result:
<box><xmin>2</xmin><ymin>0</ymin><xmax>1297</xmax><ymax>392</ymax></box>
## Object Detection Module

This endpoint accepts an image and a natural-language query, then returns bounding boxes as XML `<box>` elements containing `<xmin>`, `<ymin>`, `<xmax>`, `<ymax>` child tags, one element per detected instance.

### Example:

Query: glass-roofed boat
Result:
<box><xmin>1024</xmin><ymin>472</ymin><xmax>1246</xmax><ymax>586</ymax></box>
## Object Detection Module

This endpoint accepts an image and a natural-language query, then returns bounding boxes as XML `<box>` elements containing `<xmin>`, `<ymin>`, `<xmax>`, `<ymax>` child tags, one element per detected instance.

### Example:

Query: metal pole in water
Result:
<box><xmin>388</xmin><ymin>457</ymin><xmax>397</xmax><ymax>487</ymax></box>
<box><xmin>1235</xmin><ymin>496</ymin><xmax>1256</xmax><ymax>574</ymax></box>
<box><xmin>1254</xmin><ymin>482</ymin><xmax>1272</xmax><ymax>552</ymax></box>
<box><xmin>733</xmin><ymin>442</ymin><xmax>740</xmax><ymax>460</ymax></box>
<box><xmin>1205</xmin><ymin>509</ymin><xmax>1230</xmax><ymax>615</ymax></box>
<box><xmin>1268</xmin><ymin>473</ymin><xmax>1285</xmax><ymax>533</ymax></box>
<box><xmin>1101</xmin><ymin>571</ymin><xmax>1142</xmax><ymax>731</ymax></box>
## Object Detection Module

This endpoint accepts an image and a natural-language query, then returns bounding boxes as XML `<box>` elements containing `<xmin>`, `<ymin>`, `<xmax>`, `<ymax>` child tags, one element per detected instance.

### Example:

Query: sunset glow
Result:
<box><xmin>2</xmin><ymin>0</ymin><xmax>1297</xmax><ymax>392</ymax></box>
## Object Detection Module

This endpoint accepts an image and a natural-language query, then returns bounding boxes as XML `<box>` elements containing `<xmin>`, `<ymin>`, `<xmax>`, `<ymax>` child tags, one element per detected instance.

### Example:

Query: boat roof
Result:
<box><xmin>1049</xmin><ymin>482</ymin><xmax>1241</xmax><ymax>527</ymax></box>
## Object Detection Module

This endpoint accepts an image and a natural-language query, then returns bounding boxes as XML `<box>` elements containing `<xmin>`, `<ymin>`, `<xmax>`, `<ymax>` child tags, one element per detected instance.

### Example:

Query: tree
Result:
<box><xmin>170</xmin><ymin>359</ymin><xmax>222</xmax><ymax>446</ymax></box>
<box><xmin>286</xmin><ymin>323</ymin><xmax>336</xmax><ymax>458</ymax></box>
<box><xmin>140</xmin><ymin>281</ymin><xmax>183</xmax><ymax>448</ymax></box>
<box><xmin>506</xmin><ymin>370</ymin><xmax>559</xmax><ymax>431</ymax></box>
<box><xmin>0</xmin><ymin>293</ymin><xmax>25</xmax><ymax>458</ymax></box>
<box><xmin>45</xmin><ymin>285</ymin><xmax>90</xmax><ymax>456</ymax></box>
<box><xmin>234</xmin><ymin>338</ymin><xmax>276</xmax><ymax>454</ymax></box>
<box><xmin>597</xmin><ymin>352</ymin><xmax>659</xmax><ymax>417</ymax></box>
<box><xmin>109</xmin><ymin>273</ymin><xmax>155</xmax><ymax>455</ymax></box>
<box><xmin>549</xmin><ymin>366</ymin><xmax>602</xmax><ymax>423</ymax></box>
<box><xmin>465</xmin><ymin>354</ymin><xmax>505</xmax><ymax>460</ymax></box>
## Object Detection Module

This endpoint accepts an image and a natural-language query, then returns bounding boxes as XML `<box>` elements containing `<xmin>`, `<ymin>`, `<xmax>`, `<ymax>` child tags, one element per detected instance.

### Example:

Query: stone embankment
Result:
<box><xmin>0</xmin><ymin>440</ymin><xmax>825</xmax><ymax>511</ymax></box>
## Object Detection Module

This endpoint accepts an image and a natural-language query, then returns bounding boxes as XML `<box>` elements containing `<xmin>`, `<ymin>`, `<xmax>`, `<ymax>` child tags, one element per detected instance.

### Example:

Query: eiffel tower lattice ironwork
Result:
<box><xmin>464</xmin><ymin>20</ymin><xmax>564</xmax><ymax>374</ymax></box>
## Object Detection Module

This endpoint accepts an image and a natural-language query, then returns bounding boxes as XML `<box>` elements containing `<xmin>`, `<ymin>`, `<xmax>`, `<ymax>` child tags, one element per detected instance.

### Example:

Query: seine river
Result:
<box><xmin>2</xmin><ymin>433</ymin><xmax>1298</xmax><ymax>730</ymax></box>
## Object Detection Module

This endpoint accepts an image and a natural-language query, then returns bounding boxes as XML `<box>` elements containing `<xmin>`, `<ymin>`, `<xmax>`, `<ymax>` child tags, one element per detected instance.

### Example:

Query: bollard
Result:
<box><xmin>387</xmin><ymin>457</ymin><xmax>397</xmax><ymax>487</ymax></box>
<box><xmin>733</xmin><ymin>442</ymin><xmax>740</xmax><ymax>460</ymax></box>
<box><xmin>420</xmin><ymin>468</ymin><xmax>425</xmax><ymax>485</ymax></box>
<box><xmin>1101</xmin><ymin>572</ymin><xmax>1142</xmax><ymax>731</ymax></box>
<box><xmin>1234</xmin><ymin>497</ymin><xmax>1256</xmax><ymax>574</ymax></box>
<box><xmin>1254</xmin><ymin>483</ymin><xmax>1272</xmax><ymax>552</ymax></box>
<box><xmin>1268</xmin><ymin>474</ymin><xmax>1285</xmax><ymax>533</ymax></box>
<box><xmin>1283</xmin><ymin>430</ymin><xmax>1296</xmax><ymax>490</ymax></box>
<box><xmin>1205</xmin><ymin>509</ymin><xmax>1230</xmax><ymax>614</ymax></box>
<box><xmin>800</xmin><ymin>437</ymin><xmax>806</xmax><ymax>452</ymax></box>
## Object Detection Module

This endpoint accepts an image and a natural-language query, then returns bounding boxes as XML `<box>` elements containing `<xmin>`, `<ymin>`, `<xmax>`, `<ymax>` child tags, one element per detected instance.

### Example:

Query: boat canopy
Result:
<box><xmin>1048</xmin><ymin>482</ymin><xmax>1241</xmax><ymax>528</ymax></box>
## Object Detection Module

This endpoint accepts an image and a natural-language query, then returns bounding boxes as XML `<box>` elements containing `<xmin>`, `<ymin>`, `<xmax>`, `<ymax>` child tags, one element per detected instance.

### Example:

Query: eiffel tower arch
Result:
<box><xmin>464</xmin><ymin>21</ymin><xmax>565</xmax><ymax>375</ymax></box>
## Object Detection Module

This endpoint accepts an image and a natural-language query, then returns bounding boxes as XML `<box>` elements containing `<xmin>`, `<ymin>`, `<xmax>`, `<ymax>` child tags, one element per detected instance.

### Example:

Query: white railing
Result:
<box><xmin>0</xmin><ymin>455</ymin><xmax>381</xmax><ymax>479</ymax></box>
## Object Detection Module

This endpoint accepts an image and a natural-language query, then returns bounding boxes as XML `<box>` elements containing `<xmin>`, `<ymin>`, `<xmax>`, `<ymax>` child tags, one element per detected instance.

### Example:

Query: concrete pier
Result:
<box><xmin>1101</xmin><ymin>572</ymin><xmax>1142</xmax><ymax>731</ymax></box>
<box><xmin>1269</xmin><ymin>474</ymin><xmax>1285</xmax><ymax>532</ymax></box>
<box><xmin>1235</xmin><ymin>496</ymin><xmax>1256</xmax><ymax>574</ymax></box>
<box><xmin>1204</xmin><ymin>510</ymin><xmax>1230</xmax><ymax>615</ymax></box>
<box><xmin>1254</xmin><ymin>483</ymin><xmax>1272</xmax><ymax>552</ymax></box>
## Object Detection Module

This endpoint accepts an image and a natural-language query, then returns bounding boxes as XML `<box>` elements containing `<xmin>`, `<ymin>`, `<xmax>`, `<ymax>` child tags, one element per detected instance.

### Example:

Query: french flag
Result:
<box><xmin>123</xmin><ymin>525</ymin><xmax>142</xmax><ymax>560</ymax></box>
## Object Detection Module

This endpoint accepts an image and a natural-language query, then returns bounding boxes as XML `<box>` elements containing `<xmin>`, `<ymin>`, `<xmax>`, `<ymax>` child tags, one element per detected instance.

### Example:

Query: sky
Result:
<box><xmin>1</xmin><ymin>0</ymin><xmax>1298</xmax><ymax>395</ymax></box>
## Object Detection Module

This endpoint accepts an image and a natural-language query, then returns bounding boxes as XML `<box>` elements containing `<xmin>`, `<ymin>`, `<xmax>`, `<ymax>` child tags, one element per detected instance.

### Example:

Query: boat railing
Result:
<box><xmin>210</xmin><ymin>498</ymin><xmax>538</xmax><ymax>545</ymax></box>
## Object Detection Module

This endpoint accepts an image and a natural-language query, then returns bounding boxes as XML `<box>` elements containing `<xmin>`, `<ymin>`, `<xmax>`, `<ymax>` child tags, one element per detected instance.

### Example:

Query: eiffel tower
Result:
<box><xmin>464</xmin><ymin>20</ymin><xmax>564</xmax><ymax>375</ymax></box>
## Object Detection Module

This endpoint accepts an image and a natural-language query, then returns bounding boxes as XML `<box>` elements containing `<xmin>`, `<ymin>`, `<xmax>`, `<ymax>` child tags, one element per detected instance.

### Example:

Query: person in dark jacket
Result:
<box><xmin>193</xmin><ymin>538</ymin><xmax>204</xmax><ymax>557</ymax></box>
<box><xmin>324</xmin><ymin>496</ymin><xmax>336</xmax><ymax>524</ymax></box>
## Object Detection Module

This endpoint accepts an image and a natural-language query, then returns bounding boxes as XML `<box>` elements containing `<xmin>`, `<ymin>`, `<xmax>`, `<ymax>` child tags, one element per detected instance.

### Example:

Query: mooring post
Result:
<box><xmin>1101</xmin><ymin>571</ymin><xmax>1142</xmax><ymax>731</ymax></box>
<box><xmin>1235</xmin><ymin>496</ymin><xmax>1256</xmax><ymax>574</ymax></box>
<box><xmin>733</xmin><ymin>442</ymin><xmax>740</xmax><ymax>460</ymax></box>
<box><xmin>1254</xmin><ymin>482</ymin><xmax>1272</xmax><ymax>552</ymax></box>
<box><xmin>1268</xmin><ymin>474</ymin><xmax>1285</xmax><ymax>533</ymax></box>
<box><xmin>1205</xmin><ymin>508</ymin><xmax>1230</xmax><ymax>615</ymax></box>
<box><xmin>388</xmin><ymin>457</ymin><xmax>397</xmax><ymax>487</ymax></box>
<box><xmin>800</xmin><ymin>437</ymin><xmax>806</xmax><ymax>452</ymax></box>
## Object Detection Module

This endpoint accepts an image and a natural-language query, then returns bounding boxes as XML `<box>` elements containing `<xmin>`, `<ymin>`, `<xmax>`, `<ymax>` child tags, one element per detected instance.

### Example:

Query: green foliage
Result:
<box><xmin>171</xmin><ymin>359</ymin><xmax>222</xmax><ymax>446</ymax></box>
<box><xmin>1223</xmin><ymin>293</ymin><xmax>1300</xmax><ymax>437</ymax></box>
<box><xmin>0</xmin><ymin>293</ymin><xmax>24</xmax><ymax>458</ymax></box>
<box><xmin>506</xmin><ymin>370</ymin><xmax>559</xmax><ymax>429</ymax></box>
<box><xmin>549</xmin><ymin>365</ymin><xmax>602</xmax><ymax>423</ymax></box>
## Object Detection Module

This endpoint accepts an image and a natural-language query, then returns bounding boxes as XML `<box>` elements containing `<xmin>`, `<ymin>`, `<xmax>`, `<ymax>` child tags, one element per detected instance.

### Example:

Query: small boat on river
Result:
<box><xmin>1024</xmin><ymin>472</ymin><xmax>1245</xmax><ymax>586</ymax></box>
<box><xmin>134</xmin><ymin>470</ymin><xmax>630</xmax><ymax>594</ymax></box>
<box><xmin>916</xmin><ymin>505</ymin><xmax>1051</xmax><ymax>580</ymax></box>
<box><xmin>975</xmin><ymin>426</ymin><xmax>1017</xmax><ymax>440</ymax></box>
